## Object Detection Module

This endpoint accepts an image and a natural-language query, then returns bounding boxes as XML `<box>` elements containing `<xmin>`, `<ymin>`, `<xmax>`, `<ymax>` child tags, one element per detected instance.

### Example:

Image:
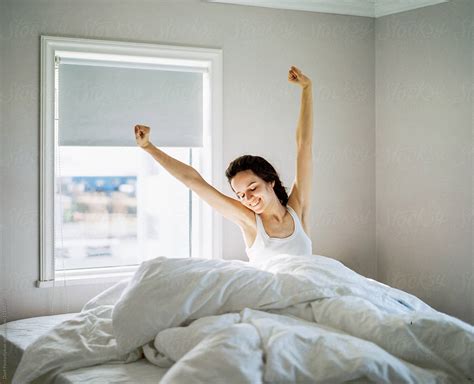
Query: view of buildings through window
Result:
<box><xmin>54</xmin><ymin>146</ymin><xmax>191</xmax><ymax>270</ymax></box>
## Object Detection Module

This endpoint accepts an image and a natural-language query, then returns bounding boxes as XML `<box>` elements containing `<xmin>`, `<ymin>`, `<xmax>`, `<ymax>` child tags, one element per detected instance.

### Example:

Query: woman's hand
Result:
<box><xmin>288</xmin><ymin>66</ymin><xmax>312</xmax><ymax>89</ymax></box>
<box><xmin>134</xmin><ymin>124</ymin><xmax>152</xmax><ymax>149</ymax></box>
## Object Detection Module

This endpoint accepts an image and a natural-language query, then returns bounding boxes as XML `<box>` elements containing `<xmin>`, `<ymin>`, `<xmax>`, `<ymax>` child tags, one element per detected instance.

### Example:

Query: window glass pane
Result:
<box><xmin>55</xmin><ymin>146</ymin><xmax>190</xmax><ymax>271</ymax></box>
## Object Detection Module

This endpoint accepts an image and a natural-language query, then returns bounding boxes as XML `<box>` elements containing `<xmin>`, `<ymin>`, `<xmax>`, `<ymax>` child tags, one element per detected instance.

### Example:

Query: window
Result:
<box><xmin>55</xmin><ymin>147</ymin><xmax>191</xmax><ymax>271</ymax></box>
<box><xmin>38</xmin><ymin>36</ymin><xmax>223</xmax><ymax>287</ymax></box>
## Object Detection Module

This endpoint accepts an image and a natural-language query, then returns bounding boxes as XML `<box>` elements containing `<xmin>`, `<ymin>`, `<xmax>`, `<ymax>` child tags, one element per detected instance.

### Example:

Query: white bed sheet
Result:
<box><xmin>0</xmin><ymin>313</ymin><xmax>168</xmax><ymax>384</ymax></box>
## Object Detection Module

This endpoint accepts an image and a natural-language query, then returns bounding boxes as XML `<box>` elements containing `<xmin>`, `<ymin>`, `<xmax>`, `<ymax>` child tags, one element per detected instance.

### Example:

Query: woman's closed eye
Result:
<box><xmin>237</xmin><ymin>187</ymin><xmax>256</xmax><ymax>200</ymax></box>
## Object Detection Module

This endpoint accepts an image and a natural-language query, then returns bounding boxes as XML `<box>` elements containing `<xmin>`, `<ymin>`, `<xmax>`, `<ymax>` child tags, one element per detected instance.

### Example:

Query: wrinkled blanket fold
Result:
<box><xmin>145</xmin><ymin>308</ymin><xmax>454</xmax><ymax>383</ymax></box>
<box><xmin>12</xmin><ymin>254</ymin><xmax>474</xmax><ymax>384</ymax></box>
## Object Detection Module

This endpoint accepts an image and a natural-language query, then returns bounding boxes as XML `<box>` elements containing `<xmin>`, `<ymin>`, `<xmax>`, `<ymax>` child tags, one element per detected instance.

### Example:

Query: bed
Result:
<box><xmin>5</xmin><ymin>254</ymin><xmax>474</xmax><ymax>383</ymax></box>
<box><xmin>0</xmin><ymin>313</ymin><xmax>169</xmax><ymax>383</ymax></box>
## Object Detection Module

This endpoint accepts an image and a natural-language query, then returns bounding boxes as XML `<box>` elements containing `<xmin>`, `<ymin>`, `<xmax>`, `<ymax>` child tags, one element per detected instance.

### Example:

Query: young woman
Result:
<box><xmin>134</xmin><ymin>66</ymin><xmax>313</xmax><ymax>263</ymax></box>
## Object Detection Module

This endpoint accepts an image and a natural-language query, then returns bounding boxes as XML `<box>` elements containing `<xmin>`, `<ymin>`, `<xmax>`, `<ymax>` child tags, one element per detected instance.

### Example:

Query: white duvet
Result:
<box><xmin>13</xmin><ymin>254</ymin><xmax>474</xmax><ymax>383</ymax></box>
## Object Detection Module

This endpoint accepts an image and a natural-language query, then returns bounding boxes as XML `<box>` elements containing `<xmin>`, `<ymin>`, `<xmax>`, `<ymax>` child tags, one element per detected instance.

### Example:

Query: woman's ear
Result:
<box><xmin>271</xmin><ymin>180</ymin><xmax>275</xmax><ymax>188</ymax></box>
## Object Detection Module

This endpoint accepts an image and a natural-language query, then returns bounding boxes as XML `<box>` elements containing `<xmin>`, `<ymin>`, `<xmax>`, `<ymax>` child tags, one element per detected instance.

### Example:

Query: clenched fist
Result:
<box><xmin>134</xmin><ymin>124</ymin><xmax>151</xmax><ymax>149</ymax></box>
<box><xmin>288</xmin><ymin>66</ymin><xmax>312</xmax><ymax>89</ymax></box>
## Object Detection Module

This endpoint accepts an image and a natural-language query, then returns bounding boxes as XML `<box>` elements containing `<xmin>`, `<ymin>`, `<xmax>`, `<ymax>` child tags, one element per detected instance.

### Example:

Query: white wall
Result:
<box><xmin>376</xmin><ymin>0</ymin><xmax>473</xmax><ymax>324</ymax></box>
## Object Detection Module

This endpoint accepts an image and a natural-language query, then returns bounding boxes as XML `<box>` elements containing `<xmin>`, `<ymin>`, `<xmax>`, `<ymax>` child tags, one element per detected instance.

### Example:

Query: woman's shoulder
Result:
<box><xmin>240</xmin><ymin>212</ymin><xmax>258</xmax><ymax>248</ymax></box>
<box><xmin>287</xmin><ymin>203</ymin><xmax>311</xmax><ymax>237</ymax></box>
<box><xmin>287</xmin><ymin>202</ymin><xmax>303</xmax><ymax>221</ymax></box>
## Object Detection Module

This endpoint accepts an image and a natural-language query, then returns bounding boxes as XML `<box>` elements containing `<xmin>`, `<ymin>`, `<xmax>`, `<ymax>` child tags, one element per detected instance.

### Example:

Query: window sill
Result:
<box><xmin>36</xmin><ymin>265</ymin><xmax>138</xmax><ymax>288</ymax></box>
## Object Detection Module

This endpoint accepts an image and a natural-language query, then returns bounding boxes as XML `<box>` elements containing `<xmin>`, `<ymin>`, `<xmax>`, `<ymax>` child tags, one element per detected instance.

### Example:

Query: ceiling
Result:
<box><xmin>205</xmin><ymin>0</ymin><xmax>449</xmax><ymax>18</ymax></box>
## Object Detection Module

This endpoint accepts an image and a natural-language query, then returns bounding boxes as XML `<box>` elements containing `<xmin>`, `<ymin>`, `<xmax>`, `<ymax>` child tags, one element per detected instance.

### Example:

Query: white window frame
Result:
<box><xmin>38</xmin><ymin>35</ymin><xmax>223</xmax><ymax>287</ymax></box>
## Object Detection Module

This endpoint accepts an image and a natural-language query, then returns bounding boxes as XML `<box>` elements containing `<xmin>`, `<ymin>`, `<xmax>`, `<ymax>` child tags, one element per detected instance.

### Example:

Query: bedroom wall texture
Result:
<box><xmin>375</xmin><ymin>0</ymin><xmax>473</xmax><ymax>325</ymax></box>
<box><xmin>0</xmin><ymin>0</ymin><xmax>471</xmax><ymax>325</ymax></box>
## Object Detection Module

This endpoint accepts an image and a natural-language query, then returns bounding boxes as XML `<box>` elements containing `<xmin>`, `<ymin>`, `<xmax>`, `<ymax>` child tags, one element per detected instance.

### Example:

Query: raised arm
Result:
<box><xmin>134</xmin><ymin>125</ymin><xmax>253</xmax><ymax>228</ymax></box>
<box><xmin>287</xmin><ymin>67</ymin><xmax>313</xmax><ymax>231</ymax></box>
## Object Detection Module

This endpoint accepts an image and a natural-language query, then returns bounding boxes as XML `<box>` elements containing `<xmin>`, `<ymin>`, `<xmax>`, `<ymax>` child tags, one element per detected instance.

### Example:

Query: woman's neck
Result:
<box><xmin>260</xmin><ymin>199</ymin><xmax>287</xmax><ymax>223</ymax></box>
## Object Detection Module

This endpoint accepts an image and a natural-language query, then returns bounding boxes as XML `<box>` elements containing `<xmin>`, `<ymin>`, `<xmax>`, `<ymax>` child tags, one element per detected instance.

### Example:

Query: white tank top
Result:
<box><xmin>246</xmin><ymin>205</ymin><xmax>312</xmax><ymax>263</ymax></box>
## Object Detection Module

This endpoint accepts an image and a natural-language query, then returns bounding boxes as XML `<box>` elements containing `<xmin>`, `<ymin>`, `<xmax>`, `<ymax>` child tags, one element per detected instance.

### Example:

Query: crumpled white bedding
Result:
<box><xmin>0</xmin><ymin>310</ymin><xmax>170</xmax><ymax>384</ymax></box>
<box><xmin>0</xmin><ymin>313</ymin><xmax>77</xmax><ymax>382</ymax></box>
<box><xmin>12</xmin><ymin>254</ymin><xmax>474</xmax><ymax>384</ymax></box>
<box><xmin>147</xmin><ymin>309</ymin><xmax>452</xmax><ymax>384</ymax></box>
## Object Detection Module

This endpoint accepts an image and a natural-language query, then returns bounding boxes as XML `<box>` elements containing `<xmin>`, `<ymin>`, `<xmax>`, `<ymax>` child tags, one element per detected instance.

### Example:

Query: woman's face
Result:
<box><xmin>230</xmin><ymin>170</ymin><xmax>275</xmax><ymax>213</ymax></box>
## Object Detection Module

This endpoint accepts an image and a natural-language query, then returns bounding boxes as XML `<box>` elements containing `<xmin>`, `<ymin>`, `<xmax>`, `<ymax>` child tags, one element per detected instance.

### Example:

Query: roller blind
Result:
<box><xmin>58</xmin><ymin>61</ymin><xmax>204</xmax><ymax>147</ymax></box>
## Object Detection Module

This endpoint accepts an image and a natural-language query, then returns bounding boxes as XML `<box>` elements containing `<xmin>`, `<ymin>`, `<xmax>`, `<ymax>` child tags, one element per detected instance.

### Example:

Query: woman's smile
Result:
<box><xmin>249</xmin><ymin>198</ymin><xmax>261</xmax><ymax>208</ymax></box>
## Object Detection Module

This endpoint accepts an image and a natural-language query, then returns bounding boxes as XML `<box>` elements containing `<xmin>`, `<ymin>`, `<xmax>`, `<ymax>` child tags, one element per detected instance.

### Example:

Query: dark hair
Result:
<box><xmin>225</xmin><ymin>155</ymin><xmax>289</xmax><ymax>206</ymax></box>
